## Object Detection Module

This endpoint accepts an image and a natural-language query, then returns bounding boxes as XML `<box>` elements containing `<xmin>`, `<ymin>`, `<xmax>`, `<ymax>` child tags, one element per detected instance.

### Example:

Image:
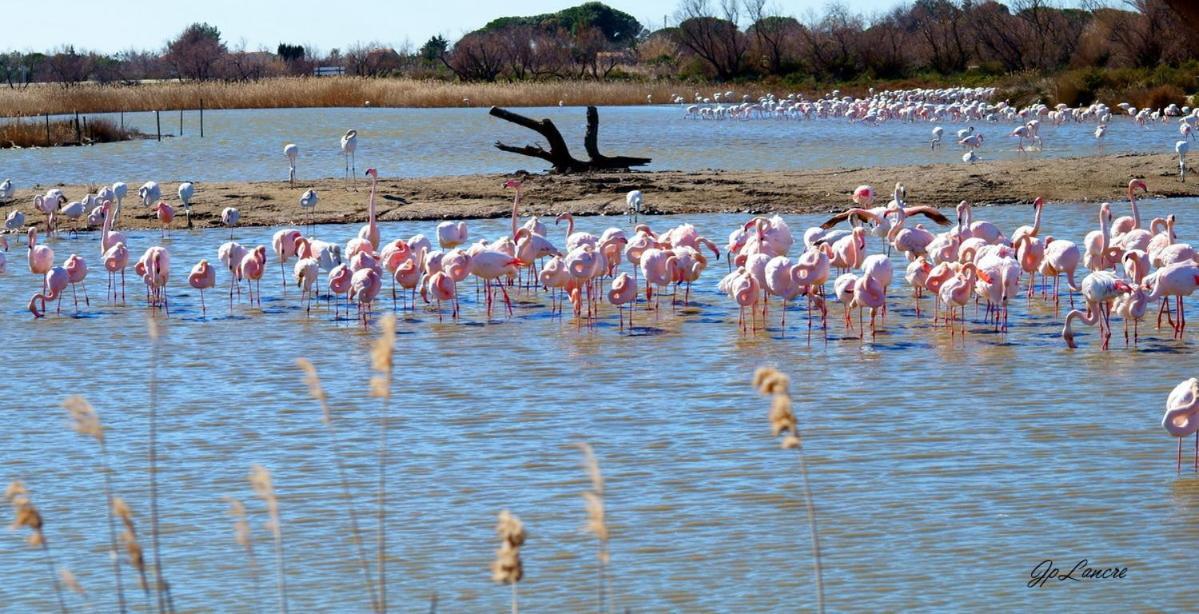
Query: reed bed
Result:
<box><xmin>0</xmin><ymin>117</ymin><xmax>143</xmax><ymax>148</ymax></box>
<box><xmin>0</xmin><ymin>78</ymin><xmax>709</xmax><ymax>117</ymax></box>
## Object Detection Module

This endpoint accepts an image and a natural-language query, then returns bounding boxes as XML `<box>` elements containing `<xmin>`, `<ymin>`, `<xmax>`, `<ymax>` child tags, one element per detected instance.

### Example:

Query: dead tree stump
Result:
<box><xmin>490</xmin><ymin>105</ymin><xmax>651</xmax><ymax>173</ymax></box>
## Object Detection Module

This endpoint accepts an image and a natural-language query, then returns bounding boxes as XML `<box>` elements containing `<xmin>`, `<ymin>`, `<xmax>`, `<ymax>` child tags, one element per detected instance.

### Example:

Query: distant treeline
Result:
<box><xmin>0</xmin><ymin>1</ymin><xmax>1195</xmax><ymax>105</ymax></box>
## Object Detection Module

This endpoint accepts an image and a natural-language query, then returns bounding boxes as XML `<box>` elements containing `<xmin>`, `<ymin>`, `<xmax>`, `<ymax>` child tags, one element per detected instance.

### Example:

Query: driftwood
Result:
<box><xmin>490</xmin><ymin>105</ymin><xmax>651</xmax><ymax>173</ymax></box>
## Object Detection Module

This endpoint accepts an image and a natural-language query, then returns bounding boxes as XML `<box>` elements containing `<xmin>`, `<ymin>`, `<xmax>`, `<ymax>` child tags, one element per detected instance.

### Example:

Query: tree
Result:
<box><xmin>165</xmin><ymin>22</ymin><xmax>227</xmax><ymax>81</ymax></box>
<box><xmin>443</xmin><ymin>32</ymin><xmax>505</xmax><ymax>81</ymax></box>
<box><xmin>420</xmin><ymin>35</ymin><xmax>449</xmax><ymax>61</ymax></box>
<box><xmin>277</xmin><ymin>43</ymin><xmax>306</xmax><ymax>62</ymax></box>
<box><xmin>44</xmin><ymin>46</ymin><xmax>94</xmax><ymax>88</ymax></box>
<box><xmin>744</xmin><ymin>0</ymin><xmax>801</xmax><ymax>75</ymax></box>
<box><xmin>674</xmin><ymin>0</ymin><xmax>749</xmax><ymax>80</ymax></box>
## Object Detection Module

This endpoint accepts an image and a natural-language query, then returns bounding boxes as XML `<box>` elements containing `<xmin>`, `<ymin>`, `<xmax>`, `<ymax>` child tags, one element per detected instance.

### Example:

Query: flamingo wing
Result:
<box><xmin>903</xmin><ymin>206</ymin><xmax>952</xmax><ymax>226</ymax></box>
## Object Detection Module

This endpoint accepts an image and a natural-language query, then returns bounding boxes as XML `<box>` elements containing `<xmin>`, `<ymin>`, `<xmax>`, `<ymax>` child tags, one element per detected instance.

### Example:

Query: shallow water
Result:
<box><xmin>1</xmin><ymin>106</ymin><xmax>1186</xmax><ymax>185</ymax></box>
<box><xmin>2</xmin><ymin>199</ymin><xmax>1198</xmax><ymax>611</ymax></box>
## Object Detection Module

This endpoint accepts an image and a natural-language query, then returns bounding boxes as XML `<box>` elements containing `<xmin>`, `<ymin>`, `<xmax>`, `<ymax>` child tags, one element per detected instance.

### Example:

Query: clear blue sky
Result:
<box><xmin>8</xmin><ymin>0</ymin><xmax>916</xmax><ymax>55</ymax></box>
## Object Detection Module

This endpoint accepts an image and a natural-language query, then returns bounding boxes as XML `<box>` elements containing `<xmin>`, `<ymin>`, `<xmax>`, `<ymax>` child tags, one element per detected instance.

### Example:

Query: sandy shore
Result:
<box><xmin>8</xmin><ymin>153</ymin><xmax>1195</xmax><ymax>231</ymax></box>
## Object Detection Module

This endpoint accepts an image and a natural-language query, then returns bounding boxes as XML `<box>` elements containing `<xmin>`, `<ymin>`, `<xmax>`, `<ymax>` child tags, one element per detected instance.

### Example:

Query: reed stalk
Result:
<box><xmin>575</xmin><ymin>443</ymin><xmax>610</xmax><ymax>613</ymax></box>
<box><xmin>249</xmin><ymin>465</ymin><xmax>288</xmax><ymax>614</ymax></box>
<box><xmin>63</xmin><ymin>395</ymin><xmax>127</xmax><ymax>613</ymax></box>
<box><xmin>296</xmin><ymin>358</ymin><xmax>380</xmax><ymax>612</ymax></box>
<box><xmin>490</xmin><ymin>510</ymin><xmax>526</xmax><ymax>614</ymax></box>
<box><xmin>753</xmin><ymin>367</ymin><xmax>825</xmax><ymax>614</ymax></box>
<box><xmin>113</xmin><ymin>497</ymin><xmax>152</xmax><ymax>612</ymax></box>
<box><xmin>146</xmin><ymin>318</ymin><xmax>170</xmax><ymax>613</ymax></box>
<box><xmin>224</xmin><ymin>497</ymin><xmax>263</xmax><ymax>610</ymax></box>
<box><xmin>6</xmin><ymin>481</ymin><xmax>67</xmax><ymax>614</ymax></box>
<box><xmin>369</xmin><ymin>315</ymin><xmax>396</xmax><ymax>610</ymax></box>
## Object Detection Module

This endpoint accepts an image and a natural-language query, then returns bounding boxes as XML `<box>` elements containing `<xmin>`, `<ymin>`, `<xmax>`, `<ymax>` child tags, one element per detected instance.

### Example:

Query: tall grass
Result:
<box><xmin>490</xmin><ymin>510</ymin><xmax>526</xmax><ymax>614</ymax></box>
<box><xmin>0</xmin><ymin>117</ymin><xmax>143</xmax><ymax>148</ymax></box>
<box><xmin>249</xmin><ymin>466</ymin><xmax>288</xmax><ymax>614</ymax></box>
<box><xmin>5</xmin><ymin>481</ymin><xmax>67</xmax><ymax>613</ymax></box>
<box><xmin>0</xmin><ymin>78</ymin><xmax>697</xmax><ymax>117</ymax></box>
<box><xmin>369</xmin><ymin>315</ymin><xmax>396</xmax><ymax>611</ymax></box>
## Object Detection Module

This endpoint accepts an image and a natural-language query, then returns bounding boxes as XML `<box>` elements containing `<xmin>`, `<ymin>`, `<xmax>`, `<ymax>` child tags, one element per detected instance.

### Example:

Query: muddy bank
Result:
<box><xmin>6</xmin><ymin>153</ymin><xmax>1194</xmax><ymax>231</ymax></box>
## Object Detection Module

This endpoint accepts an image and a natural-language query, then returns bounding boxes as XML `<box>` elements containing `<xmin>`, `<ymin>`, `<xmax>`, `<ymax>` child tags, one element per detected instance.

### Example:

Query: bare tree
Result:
<box><xmin>165</xmin><ymin>23</ymin><xmax>227</xmax><ymax>81</ymax></box>
<box><xmin>744</xmin><ymin>0</ymin><xmax>800</xmax><ymax>75</ymax></box>
<box><xmin>675</xmin><ymin>0</ymin><xmax>749</xmax><ymax>80</ymax></box>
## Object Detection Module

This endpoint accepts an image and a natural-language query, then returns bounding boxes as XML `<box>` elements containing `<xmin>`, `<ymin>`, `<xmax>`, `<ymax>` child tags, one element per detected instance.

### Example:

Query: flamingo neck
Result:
<box><xmin>1031</xmin><ymin>203</ymin><xmax>1042</xmax><ymax>235</ymax></box>
<box><xmin>1129</xmin><ymin>189</ymin><xmax>1140</xmax><ymax>228</ymax></box>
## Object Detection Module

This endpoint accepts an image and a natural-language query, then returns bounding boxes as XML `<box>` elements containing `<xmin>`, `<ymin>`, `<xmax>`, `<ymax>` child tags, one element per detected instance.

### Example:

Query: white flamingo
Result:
<box><xmin>340</xmin><ymin>129</ymin><xmax>358</xmax><ymax>188</ymax></box>
<box><xmin>284</xmin><ymin>143</ymin><xmax>299</xmax><ymax>185</ymax></box>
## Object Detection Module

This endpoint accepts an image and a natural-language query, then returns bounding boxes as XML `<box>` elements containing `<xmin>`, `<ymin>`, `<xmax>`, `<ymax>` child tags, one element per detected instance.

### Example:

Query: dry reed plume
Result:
<box><xmin>223</xmin><ymin>497</ymin><xmax>263</xmax><ymax>607</ymax></box>
<box><xmin>0</xmin><ymin>117</ymin><xmax>143</xmax><ymax>148</ymax></box>
<box><xmin>0</xmin><ymin>78</ymin><xmax>699</xmax><ymax>117</ymax></box>
<box><xmin>112</xmin><ymin>496</ymin><xmax>150</xmax><ymax>607</ymax></box>
<box><xmin>63</xmin><ymin>395</ymin><xmax>128</xmax><ymax>613</ymax></box>
<box><xmin>370</xmin><ymin>315</ymin><xmax>396</xmax><ymax>611</ymax></box>
<box><xmin>753</xmin><ymin>367</ymin><xmax>825</xmax><ymax>614</ymax></box>
<box><xmin>575</xmin><ymin>443</ymin><xmax>611</xmax><ymax>613</ymax></box>
<box><xmin>490</xmin><ymin>509</ymin><xmax>526</xmax><ymax>614</ymax></box>
<box><xmin>6</xmin><ymin>480</ymin><xmax>66</xmax><ymax>613</ymax></box>
<box><xmin>296</xmin><ymin>357</ymin><xmax>380</xmax><ymax>612</ymax></box>
<box><xmin>249</xmin><ymin>465</ymin><xmax>288</xmax><ymax>614</ymax></box>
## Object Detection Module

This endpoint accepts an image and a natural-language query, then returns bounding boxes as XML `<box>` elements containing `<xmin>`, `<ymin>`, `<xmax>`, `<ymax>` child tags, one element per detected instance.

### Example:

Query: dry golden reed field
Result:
<box><xmin>0</xmin><ymin>78</ymin><xmax>714</xmax><ymax>117</ymax></box>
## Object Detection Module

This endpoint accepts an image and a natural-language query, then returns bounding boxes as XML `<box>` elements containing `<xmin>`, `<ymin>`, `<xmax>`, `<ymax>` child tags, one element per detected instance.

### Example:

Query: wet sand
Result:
<box><xmin>8</xmin><ymin>153</ymin><xmax>1194</xmax><ymax>230</ymax></box>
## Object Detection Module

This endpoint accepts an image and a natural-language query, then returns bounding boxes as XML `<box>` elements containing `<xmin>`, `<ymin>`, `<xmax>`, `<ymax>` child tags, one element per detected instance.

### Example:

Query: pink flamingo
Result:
<box><xmin>1062</xmin><ymin>271</ymin><xmax>1131</xmax><ymax>350</ymax></box>
<box><xmin>238</xmin><ymin>246</ymin><xmax>267</xmax><ymax>307</ymax></box>
<box><xmin>100</xmin><ymin>201</ymin><xmax>126</xmax><ymax>255</ymax></box>
<box><xmin>137</xmin><ymin>246</ymin><xmax>170</xmax><ymax>314</ymax></box>
<box><xmin>103</xmin><ymin>241</ymin><xmax>129</xmax><ymax>304</ymax></box>
<box><xmin>293</xmin><ymin>257</ymin><xmax>320</xmax><ymax>314</ymax></box>
<box><xmin>152</xmin><ymin>201</ymin><xmax>174</xmax><ymax>239</ymax></box>
<box><xmin>829</xmin><ymin>227</ymin><xmax>866</xmax><ymax>272</ymax></box>
<box><xmin>63</xmin><ymin>254</ymin><xmax>89</xmax><ymax>312</ymax></box>
<box><xmin>538</xmin><ymin>255</ymin><xmax>571</xmax><ymax>314</ymax></box>
<box><xmin>358</xmin><ymin>168</ymin><xmax>380</xmax><ymax>249</ymax></box>
<box><xmin>188</xmin><ymin>259</ymin><xmax>217</xmax><ymax>315</ymax></box>
<box><xmin>1110</xmin><ymin>178</ymin><xmax>1148</xmax><ymax>242</ymax></box>
<box><xmin>556</xmin><ymin>212</ymin><xmax>598</xmax><ymax>252</ymax></box>
<box><xmin>849</xmin><ymin>272</ymin><xmax>886</xmax><ymax>339</ymax></box>
<box><xmin>29</xmin><ymin>266</ymin><xmax>69</xmax><ymax>317</ymax></box>
<box><xmin>721</xmin><ymin>266</ymin><xmax>760</xmax><ymax>332</ymax></box>
<box><xmin>1084</xmin><ymin>203</ymin><xmax>1119</xmax><ymax>272</ymax></box>
<box><xmin>1163</xmin><ymin>378</ymin><xmax>1199</xmax><ymax>472</ymax></box>
<box><xmin>471</xmin><ymin>249</ymin><xmax>523</xmax><ymax>318</ymax></box>
<box><xmin>327</xmin><ymin>264</ymin><xmax>353</xmax><ymax>319</ymax></box>
<box><xmin>380</xmin><ymin>239</ymin><xmax>414</xmax><ymax>309</ymax></box>
<box><xmin>394</xmin><ymin>259</ymin><xmax>422</xmax><ymax>312</ymax></box>
<box><xmin>1013</xmin><ymin>235</ymin><xmax>1045</xmax><ymax>298</ymax></box>
<box><xmin>1040</xmin><ymin>236</ymin><xmax>1081</xmax><ymax>310</ymax></box>
<box><xmin>1143</xmin><ymin>263</ymin><xmax>1199</xmax><ymax>338</ymax></box>
<box><xmin>905</xmin><ymin>257</ymin><xmax>933</xmax><ymax>316</ymax></box>
<box><xmin>349</xmin><ymin>267</ymin><xmax>382</xmax><ymax>327</ymax></box>
<box><xmin>272</xmin><ymin>229</ymin><xmax>303</xmax><ymax>295</ymax></box>
<box><xmin>218</xmin><ymin>241</ymin><xmax>248</xmax><ymax>309</ymax></box>
<box><xmin>607</xmin><ymin>272</ymin><xmax>637</xmax><ymax>330</ymax></box>
<box><xmin>27</xmin><ymin>227</ymin><xmax>54</xmax><ymax>292</ymax></box>
<box><xmin>437</xmin><ymin>220</ymin><xmax>468</xmax><ymax>250</ymax></box>
<box><xmin>423</xmin><ymin>270</ymin><xmax>456</xmax><ymax>321</ymax></box>
<box><xmin>939</xmin><ymin>263</ymin><xmax>982</xmax><ymax>336</ymax></box>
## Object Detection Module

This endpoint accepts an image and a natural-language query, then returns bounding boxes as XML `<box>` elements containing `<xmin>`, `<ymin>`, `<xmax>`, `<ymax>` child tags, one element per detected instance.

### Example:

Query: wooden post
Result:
<box><xmin>74</xmin><ymin>111</ymin><xmax>81</xmax><ymax>144</ymax></box>
<box><xmin>155</xmin><ymin>110</ymin><xmax>161</xmax><ymax>142</ymax></box>
<box><xmin>120</xmin><ymin>111</ymin><xmax>124</xmax><ymax>130</ymax></box>
<box><xmin>199</xmin><ymin>98</ymin><xmax>204</xmax><ymax>137</ymax></box>
<box><xmin>82</xmin><ymin>116</ymin><xmax>88</xmax><ymax>144</ymax></box>
<box><xmin>45</xmin><ymin>113</ymin><xmax>50</xmax><ymax>146</ymax></box>
<box><xmin>179</xmin><ymin>108</ymin><xmax>183</xmax><ymax>135</ymax></box>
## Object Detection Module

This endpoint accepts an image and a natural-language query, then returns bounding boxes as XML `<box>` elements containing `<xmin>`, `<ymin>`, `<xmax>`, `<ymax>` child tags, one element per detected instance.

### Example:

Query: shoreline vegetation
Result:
<box><xmin>6</xmin><ymin>153</ymin><xmax>1194</xmax><ymax>231</ymax></box>
<box><xmin>0</xmin><ymin>117</ymin><xmax>146</xmax><ymax>148</ymax></box>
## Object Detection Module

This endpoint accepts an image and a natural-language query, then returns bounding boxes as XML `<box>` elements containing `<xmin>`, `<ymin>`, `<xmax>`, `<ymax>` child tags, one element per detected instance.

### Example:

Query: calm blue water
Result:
<box><xmin>1</xmin><ymin>200</ymin><xmax>1197</xmax><ymax>610</ymax></box>
<box><xmin>0</xmin><ymin>106</ymin><xmax>1185</xmax><ymax>185</ymax></box>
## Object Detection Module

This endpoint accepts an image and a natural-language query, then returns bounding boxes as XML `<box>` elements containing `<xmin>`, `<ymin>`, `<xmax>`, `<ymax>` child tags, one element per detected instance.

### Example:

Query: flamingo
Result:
<box><xmin>1010</xmin><ymin>197</ymin><xmax>1044</xmax><ymax>245</ymax></box>
<box><xmin>1040</xmin><ymin>236</ymin><xmax>1082</xmax><ymax>310</ymax></box>
<box><xmin>27</xmin><ymin>227</ymin><xmax>53</xmax><ymax>291</ymax></box>
<box><xmin>849</xmin><ymin>271</ymin><xmax>886</xmax><ymax>339</ymax></box>
<box><xmin>349</xmin><ymin>267</ymin><xmax>382</xmax><ymax>327</ymax></box>
<box><xmin>103</xmin><ymin>241</ymin><xmax>129</xmax><ymax>304</ymax></box>
<box><xmin>720</xmin><ymin>266</ymin><xmax>760</xmax><ymax>332</ymax></box>
<box><xmin>137</xmin><ymin>246</ymin><xmax>170</xmax><ymax>314</ymax></box>
<box><xmin>63</xmin><ymin>254</ymin><xmax>89</xmax><ymax>312</ymax></box>
<box><xmin>218</xmin><ymin>241</ymin><xmax>248</xmax><ymax>308</ymax></box>
<box><xmin>1176</xmin><ymin>140</ymin><xmax>1190</xmax><ymax>182</ymax></box>
<box><xmin>930</xmin><ymin>126</ymin><xmax>943</xmax><ymax>150</ymax></box>
<box><xmin>5</xmin><ymin>209</ymin><xmax>24</xmax><ymax>232</ymax></box>
<box><xmin>33</xmin><ymin>189</ymin><xmax>65</xmax><ymax>235</ymax></box>
<box><xmin>188</xmin><ymin>259</ymin><xmax>216</xmax><ymax>315</ymax></box>
<box><xmin>272</xmin><ymin>229</ymin><xmax>303</xmax><ymax>296</ymax></box>
<box><xmin>626</xmin><ymin>190</ymin><xmax>643</xmax><ymax>221</ymax></box>
<box><xmin>1062</xmin><ymin>271</ymin><xmax>1132</xmax><ymax>350</ymax></box>
<box><xmin>284</xmin><ymin>143</ymin><xmax>299</xmax><ymax>185</ymax></box>
<box><xmin>328</xmin><ymin>264</ymin><xmax>353</xmax><ymax>319</ymax></box>
<box><xmin>358</xmin><ymin>169</ymin><xmax>380</xmax><ymax>249</ymax></box>
<box><xmin>29</xmin><ymin>266</ymin><xmax>68</xmax><ymax>318</ymax></box>
<box><xmin>437</xmin><ymin>221</ymin><xmax>468</xmax><ymax>250</ymax></box>
<box><xmin>938</xmin><ymin>263</ymin><xmax>982</xmax><ymax>336</ymax></box>
<box><xmin>177</xmin><ymin>182</ymin><xmax>195</xmax><ymax>229</ymax></box>
<box><xmin>58</xmin><ymin>198</ymin><xmax>85</xmax><ymax>237</ymax></box>
<box><xmin>1143</xmin><ymin>263</ymin><xmax>1199</xmax><ymax>339</ymax></box>
<box><xmin>293</xmin><ymin>257</ymin><xmax>320</xmax><ymax>313</ymax></box>
<box><xmin>299</xmin><ymin>189</ymin><xmax>319</xmax><ymax>230</ymax></box>
<box><xmin>1163</xmin><ymin>378</ymin><xmax>1199</xmax><ymax>472</ymax></box>
<box><xmin>152</xmin><ymin>201</ymin><xmax>174</xmax><ymax>238</ymax></box>
<box><xmin>607</xmin><ymin>272</ymin><xmax>637</xmax><ymax>329</ymax></box>
<box><xmin>1084</xmin><ymin>203</ymin><xmax>1117</xmax><ymax>272</ymax></box>
<box><xmin>341</xmin><ymin>129</ymin><xmax>358</xmax><ymax>188</ymax></box>
<box><xmin>422</xmin><ymin>270</ymin><xmax>456</xmax><ymax>321</ymax></box>
<box><xmin>238</xmin><ymin>246</ymin><xmax>267</xmax><ymax>307</ymax></box>
<box><xmin>138</xmin><ymin>181</ymin><xmax>161</xmax><ymax>208</ymax></box>
<box><xmin>110</xmin><ymin>182</ymin><xmax>128</xmax><ymax>228</ymax></box>
<box><xmin>221</xmin><ymin>207</ymin><xmax>240</xmax><ymax>239</ymax></box>
<box><xmin>0</xmin><ymin>178</ymin><xmax>12</xmax><ymax>202</ymax></box>
<box><xmin>556</xmin><ymin>212</ymin><xmax>598</xmax><ymax>252</ymax></box>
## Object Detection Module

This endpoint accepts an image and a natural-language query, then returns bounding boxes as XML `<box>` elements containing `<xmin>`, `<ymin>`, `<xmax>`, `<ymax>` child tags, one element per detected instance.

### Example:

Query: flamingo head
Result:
<box><xmin>1032</xmin><ymin>196</ymin><xmax>1044</xmax><ymax>209</ymax></box>
<box><xmin>555</xmin><ymin>212</ymin><xmax>571</xmax><ymax>225</ymax></box>
<box><xmin>852</xmin><ymin>185</ymin><xmax>875</xmax><ymax>206</ymax></box>
<box><xmin>1114</xmin><ymin>280</ymin><xmax>1133</xmax><ymax>294</ymax></box>
<box><xmin>365</xmin><ymin>168</ymin><xmax>377</xmax><ymax>179</ymax></box>
<box><xmin>503</xmin><ymin>179</ymin><xmax>522</xmax><ymax>190</ymax></box>
<box><xmin>1129</xmin><ymin>178</ymin><xmax>1147</xmax><ymax>194</ymax></box>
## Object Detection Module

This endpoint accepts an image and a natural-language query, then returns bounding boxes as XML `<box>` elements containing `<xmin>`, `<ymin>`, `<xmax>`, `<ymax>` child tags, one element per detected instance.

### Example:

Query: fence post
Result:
<box><xmin>82</xmin><ymin>116</ymin><xmax>88</xmax><ymax>144</ymax></box>
<box><xmin>200</xmin><ymin>98</ymin><xmax>204</xmax><ymax>138</ymax></box>
<box><xmin>179</xmin><ymin>108</ymin><xmax>183</xmax><ymax>135</ymax></box>
<box><xmin>120</xmin><ymin>111</ymin><xmax>124</xmax><ymax>131</ymax></box>
<box><xmin>155</xmin><ymin>110</ymin><xmax>161</xmax><ymax>142</ymax></box>
<box><xmin>74</xmin><ymin>110</ymin><xmax>81</xmax><ymax>144</ymax></box>
<box><xmin>45</xmin><ymin>113</ymin><xmax>50</xmax><ymax>146</ymax></box>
